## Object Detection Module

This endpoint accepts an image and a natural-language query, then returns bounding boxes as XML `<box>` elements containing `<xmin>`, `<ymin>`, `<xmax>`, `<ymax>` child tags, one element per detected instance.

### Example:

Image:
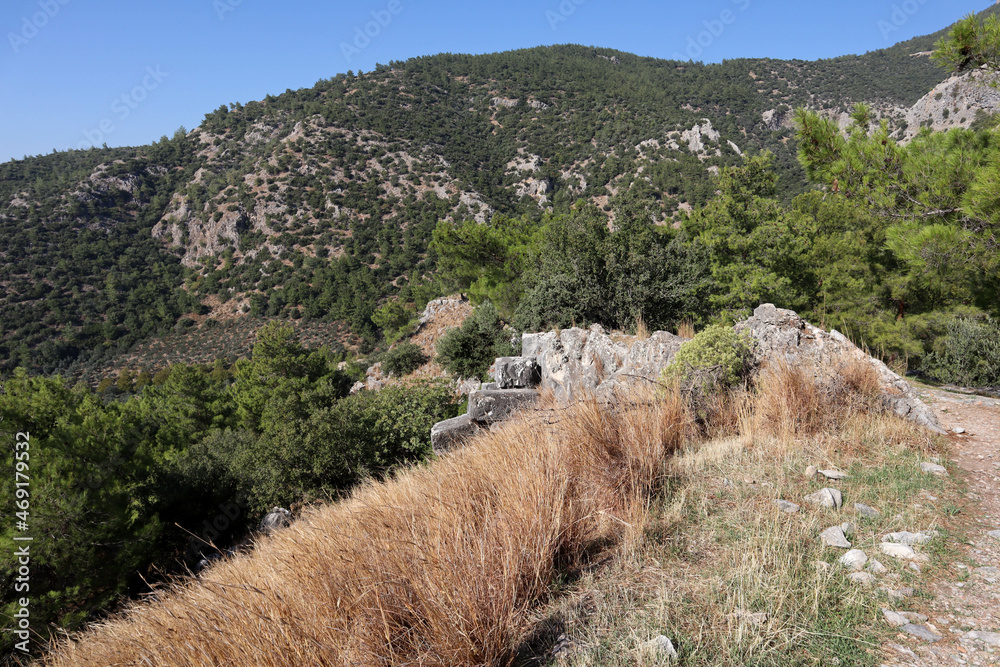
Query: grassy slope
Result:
<box><xmin>39</xmin><ymin>362</ymin><xmax>959</xmax><ymax>666</ymax></box>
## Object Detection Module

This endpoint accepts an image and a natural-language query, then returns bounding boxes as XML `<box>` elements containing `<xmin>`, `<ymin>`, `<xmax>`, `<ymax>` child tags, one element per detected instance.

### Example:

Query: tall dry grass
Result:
<box><xmin>40</xmin><ymin>390</ymin><xmax>690</xmax><ymax>667</ymax></box>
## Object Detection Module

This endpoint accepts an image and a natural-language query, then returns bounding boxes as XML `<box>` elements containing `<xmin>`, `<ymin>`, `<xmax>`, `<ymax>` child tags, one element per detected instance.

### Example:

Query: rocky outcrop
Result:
<box><xmin>735</xmin><ymin>304</ymin><xmax>944</xmax><ymax>434</ymax></box>
<box><xmin>903</xmin><ymin>72</ymin><xmax>1000</xmax><ymax>142</ymax></box>
<box><xmin>522</xmin><ymin>325</ymin><xmax>687</xmax><ymax>403</ymax></box>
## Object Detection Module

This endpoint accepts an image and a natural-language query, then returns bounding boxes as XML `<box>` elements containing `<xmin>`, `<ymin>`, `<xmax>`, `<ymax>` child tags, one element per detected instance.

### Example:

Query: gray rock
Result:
<box><xmin>805</xmin><ymin>465</ymin><xmax>818</xmax><ymax>479</ymax></box>
<box><xmin>920</xmin><ymin>462</ymin><xmax>948</xmax><ymax>475</ymax></box>
<box><xmin>258</xmin><ymin>507</ymin><xmax>292</xmax><ymax>534</ymax></box>
<box><xmin>467</xmin><ymin>388</ymin><xmax>538</xmax><ymax>423</ymax></box>
<box><xmin>839</xmin><ymin>549</ymin><xmax>868</xmax><ymax>570</ymax></box>
<box><xmin>643</xmin><ymin>635</ymin><xmax>678</xmax><ymax>662</ymax></box>
<box><xmin>493</xmin><ymin>357</ymin><xmax>541</xmax><ymax>389</ymax></box>
<box><xmin>965</xmin><ymin>630</ymin><xmax>1000</xmax><ymax>647</ymax></box>
<box><xmin>848</xmin><ymin>571</ymin><xmax>876</xmax><ymax>586</ymax></box>
<box><xmin>854</xmin><ymin>503</ymin><xmax>880</xmax><ymax>519</ymax></box>
<box><xmin>819</xmin><ymin>469</ymin><xmax>849</xmax><ymax>480</ymax></box>
<box><xmin>820</xmin><ymin>526</ymin><xmax>852</xmax><ymax>548</ymax></box>
<box><xmin>481</xmin><ymin>382</ymin><xmax>498</xmax><ymax>391</ymax></box>
<box><xmin>882</xmin><ymin>609</ymin><xmax>909</xmax><ymax>628</ymax></box>
<box><xmin>734</xmin><ymin>304</ymin><xmax>945</xmax><ymax>434</ymax></box>
<box><xmin>522</xmin><ymin>325</ymin><xmax>685</xmax><ymax>403</ymax></box>
<box><xmin>431</xmin><ymin>414</ymin><xmax>482</xmax><ymax>453</ymax></box>
<box><xmin>774</xmin><ymin>499</ymin><xmax>800</xmax><ymax>513</ymax></box>
<box><xmin>987</xmin><ymin>530</ymin><xmax>1000</xmax><ymax>541</ymax></box>
<box><xmin>867</xmin><ymin>559</ymin><xmax>888</xmax><ymax>575</ymax></box>
<box><xmin>805</xmin><ymin>488</ymin><xmax>843</xmax><ymax>509</ymax></box>
<box><xmin>880</xmin><ymin>543</ymin><xmax>923</xmax><ymax>561</ymax></box>
<box><xmin>901</xmin><ymin>624</ymin><xmax>942</xmax><ymax>642</ymax></box>
<box><xmin>455</xmin><ymin>377</ymin><xmax>482</xmax><ymax>395</ymax></box>
<box><xmin>840</xmin><ymin>522</ymin><xmax>856</xmax><ymax>537</ymax></box>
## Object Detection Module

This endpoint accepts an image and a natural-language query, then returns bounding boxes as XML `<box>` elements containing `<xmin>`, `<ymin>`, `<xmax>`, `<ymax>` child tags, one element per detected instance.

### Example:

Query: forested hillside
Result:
<box><xmin>2</xmin><ymin>6</ymin><xmax>997</xmax><ymax>380</ymax></box>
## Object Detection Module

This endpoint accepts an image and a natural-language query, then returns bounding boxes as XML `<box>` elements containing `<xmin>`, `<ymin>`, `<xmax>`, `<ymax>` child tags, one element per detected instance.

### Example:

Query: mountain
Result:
<box><xmin>1</xmin><ymin>6</ymin><xmax>997</xmax><ymax>379</ymax></box>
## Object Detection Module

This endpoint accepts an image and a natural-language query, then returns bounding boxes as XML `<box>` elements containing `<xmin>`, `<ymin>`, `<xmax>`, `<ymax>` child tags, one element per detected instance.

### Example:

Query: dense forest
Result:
<box><xmin>3</xmin><ymin>7</ymin><xmax>1000</xmax><ymax>662</ymax></box>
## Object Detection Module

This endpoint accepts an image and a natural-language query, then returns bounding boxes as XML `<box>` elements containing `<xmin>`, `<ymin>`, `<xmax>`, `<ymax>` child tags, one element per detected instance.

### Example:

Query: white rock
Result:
<box><xmin>839</xmin><ymin>549</ymin><xmax>868</xmax><ymax>571</ymax></box>
<box><xmin>820</xmin><ymin>526</ymin><xmax>852</xmax><ymax>548</ymax></box>
<box><xmin>882</xmin><ymin>609</ymin><xmax>909</xmax><ymax>627</ymax></box>
<box><xmin>882</xmin><ymin>531</ymin><xmax>934</xmax><ymax>546</ymax></box>
<box><xmin>805</xmin><ymin>488</ymin><xmax>843</xmax><ymax>509</ymax></box>
<box><xmin>953</xmin><ymin>427</ymin><xmax>966</xmax><ymax>434</ymax></box>
<box><xmin>920</xmin><ymin>462</ymin><xmax>948</xmax><ymax>476</ymax></box>
<box><xmin>848</xmin><ymin>571</ymin><xmax>876</xmax><ymax>586</ymax></box>
<box><xmin>880</xmin><ymin>543</ymin><xmax>928</xmax><ymax>562</ymax></box>
<box><xmin>819</xmin><ymin>469</ymin><xmax>849</xmax><ymax>480</ymax></box>
<box><xmin>643</xmin><ymin>635</ymin><xmax>678</xmax><ymax>662</ymax></box>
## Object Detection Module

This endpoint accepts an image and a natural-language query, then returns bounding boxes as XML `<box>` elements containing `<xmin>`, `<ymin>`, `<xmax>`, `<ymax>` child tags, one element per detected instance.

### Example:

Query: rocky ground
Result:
<box><xmin>881</xmin><ymin>386</ymin><xmax>1000</xmax><ymax>666</ymax></box>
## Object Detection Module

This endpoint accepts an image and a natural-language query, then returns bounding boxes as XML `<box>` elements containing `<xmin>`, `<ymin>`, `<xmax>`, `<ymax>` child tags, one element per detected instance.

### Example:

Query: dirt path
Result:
<box><xmin>883</xmin><ymin>386</ymin><xmax>1000</xmax><ymax>666</ymax></box>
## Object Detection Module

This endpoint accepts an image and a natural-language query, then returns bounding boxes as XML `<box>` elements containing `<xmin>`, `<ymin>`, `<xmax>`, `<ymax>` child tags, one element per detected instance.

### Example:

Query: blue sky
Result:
<box><xmin>0</xmin><ymin>0</ymin><xmax>990</xmax><ymax>164</ymax></box>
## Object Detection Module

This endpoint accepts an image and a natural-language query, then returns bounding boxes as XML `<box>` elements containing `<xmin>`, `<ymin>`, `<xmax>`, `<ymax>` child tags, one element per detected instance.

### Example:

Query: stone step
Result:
<box><xmin>431</xmin><ymin>414</ymin><xmax>481</xmax><ymax>453</ymax></box>
<box><xmin>468</xmin><ymin>388</ymin><xmax>539</xmax><ymax>423</ymax></box>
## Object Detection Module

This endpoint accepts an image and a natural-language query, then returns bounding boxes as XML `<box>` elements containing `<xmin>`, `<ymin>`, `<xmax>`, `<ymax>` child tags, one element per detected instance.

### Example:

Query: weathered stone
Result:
<box><xmin>467</xmin><ymin>388</ymin><xmax>538</xmax><ymax>423</ymax></box>
<box><xmin>900</xmin><ymin>612</ymin><xmax>928</xmax><ymax>624</ymax></box>
<box><xmin>882</xmin><ymin>609</ymin><xmax>909</xmax><ymax>627</ymax></box>
<box><xmin>901</xmin><ymin>624</ymin><xmax>942</xmax><ymax>642</ymax></box>
<box><xmin>258</xmin><ymin>507</ymin><xmax>292</xmax><ymax>534</ymax></box>
<box><xmin>839</xmin><ymin>549</ymin><xmax>868</xmax><ymax>571</ymax></box>
<box><xmin>493</xmin><ymin>357</ymin><xmax>541</xmax><ymax>389</ymax></box>
<box><xmin>965</xmin><ymin>630</ymin><xmax>1000</xmax><ymax>647</ymax></box>
<box><xmin>920</xmin><ymin>462</ymin><xmax>948</xmax><ymax>475</ymax></box>
<box><xmin>848</xmin><ymin>571</ymin><xmax>876</xmax><ymax>586</ymax></box>
<box><xmin>840</xmin><ymin>522</ymin><xmax>856</xmax><ymax>537</ymax></box>
<box><xmin>953</xmin><ymin>426</ymin><xmax>966</xmax><ymax>434</ymax></box>
<box><xmin>455</xmin><ymin>378</ymin><xmax>481</xmax><ymax>395</ymax></box>
<box><xmin>804</xmin><ymin>465</ymin><xmax>818</xmax><ymax>479</ymax></box>
<box><xmin>819</xmin><ymin>469</ymin><xmax>849</xmax><ymax>480</ymax></box>
<box><xmin>431</xmin><ymin>414</ymin><xmax>481</xmax><ymax>453</ymax></box>
<box><xmin>774</xmin><ymin>499</ymin><xmax>800</xmax><ymax>513</ymax></box>
<box><xmin>522</xmin><ymin>325</ymin><xmax>685</xmax><ymax>403</ymax></box>
<box><xmin>734</xmin><ymin>304</ymin><xmax>944</xmax><ymax>434</ymax></box>
<box><xmin>882</xmin><ymin>531</ymin><xmax>935</xmax><ymax>546</ymax></box>
<box><xmin>820</xmin><ymin>526</ymin><xmax>852</xmax><ymax>548</ymax></box>
<box><xmin>854</xmin><ymin>503</ymin><xmax>880</xmax><ymax>519</ymax></box>
<box><xmin>882</xmin><ymin>586</ymin><xmax>914</xmax><ymax>601</ymax></box>
<box><xmin>642</xmin><ymin>635</ymin><xmax>678</xmax><ymax>662</ymax></box>
<box><xmin>867</xmin><ymin>559</ymin><xmax>888</xmax><ymax>575</ymax></box>
<box><xmin>880</xmin><ymin>543</ymin><xmax>928</xmax><ymax>562</ymax></box>
<box><xmin>805</xmin><ymin>488</ymin><xmax>843</xmax><ymax>509</ymax></box>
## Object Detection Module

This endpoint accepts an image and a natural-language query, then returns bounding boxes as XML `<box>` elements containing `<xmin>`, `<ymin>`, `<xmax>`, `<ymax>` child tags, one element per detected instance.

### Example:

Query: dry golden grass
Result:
<box><xmin>41</xmin><ymin>391</ymin><xmax>690</xmax><ymax>667</ymax></box>
<box><xmin>676</xmin><ymin>319</ymin><xmax>696</xmax><ymax>340</ymax></box>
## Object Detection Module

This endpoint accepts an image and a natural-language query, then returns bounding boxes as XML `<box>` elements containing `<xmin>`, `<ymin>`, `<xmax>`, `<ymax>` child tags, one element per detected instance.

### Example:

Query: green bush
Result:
<box><xmin>436</xmin><ymin>301</ymin><xmax>516</xmax><ymax>380</ymax></box>
<box><xmin>922</xmin><ymin>316</ymin><xmax>1000</xmax><ymax>387</ymax></box>
<box><xmin>382</xmin><ymin>343</ymin><xmax>429</xmax><ymax>377</ymax></box>
<box><xmin>661</xmin><ymin>324</ymin><xmax>753</xmax><ymax>391</ymax></box>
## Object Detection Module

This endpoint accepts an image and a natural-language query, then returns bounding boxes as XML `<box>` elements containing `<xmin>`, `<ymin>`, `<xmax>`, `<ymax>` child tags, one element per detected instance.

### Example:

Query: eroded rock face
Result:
<box><xmin>521</xmin><ymin>325</ymin><xmax>687</xmax><ymax>403</ymax></box>
<box><xmin>735</xmin><ymin>304</ymin><xmax>944</xmax><ymax>434</ymax></box>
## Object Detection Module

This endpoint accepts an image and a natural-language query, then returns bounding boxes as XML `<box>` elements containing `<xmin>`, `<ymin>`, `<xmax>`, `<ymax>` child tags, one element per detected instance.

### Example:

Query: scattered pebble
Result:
<box><xmin>805</xmin><ymin>465</ymin><xmax>818</xmax><ymax>479</ymax></box>
<box><xmin>805</xmin><ymin>488</ymin><xmax>843</xmax><ymax>509</ymax></box>
<box><xmin>953</xmin><ymin>427</ymin><xmax>966</xmax><ymax>434</ymax></box>
<box><xmin>774</xmin><ymin>499</ymin><xmax>800</xmax><ymax>514</ymax></box>
<box><xmin>819</xmin><ymin>469</ymin><xmax>849</xmax><ymax>480</ymax></box>
<box><xmin>854</xmin><ymin>503</ymin><xmax>880</xmax><ymax>519</ymax></box>
<box><xmin>839</xmin><ymin>549</ymin><xmax>868</xmax><ymax>571</ymax></box>
<box><xmin>882</xmin><ymin>609</ymin><xmax>909</xmax><ymax>627</ymax></box>
<box><xmin>820</xmin><ymin>526</ymin><xmax>852</xmax><ymax>548</ymax></box>
<box><xmin>882</xmin><ymin>531</ymin><xmax>935</xmax><ymax>546</ymax></box>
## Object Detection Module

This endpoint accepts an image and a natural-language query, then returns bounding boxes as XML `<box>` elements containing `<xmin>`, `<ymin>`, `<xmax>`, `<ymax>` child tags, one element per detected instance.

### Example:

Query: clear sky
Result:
<box><xmin>0</xmin><ymin>0</ymin><xmax>990</xmax><ymax>164</ymax></box>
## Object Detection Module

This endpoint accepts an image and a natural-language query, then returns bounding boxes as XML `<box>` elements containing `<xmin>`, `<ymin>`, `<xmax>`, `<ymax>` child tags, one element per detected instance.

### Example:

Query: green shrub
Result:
<box><xmin>661</xmin><ymin>324</ymin><xmax>753</xmax><ymax>391</ymax></box>
<box><xmin>382</xmin><ymin>343</ymin><xmax>428</xmax><ymax>377</ymax></box>
<box><xmin>436</xmin><ymin>301</ymin><xmax>516</xmax><ymax>380</ymax></box>
<box><xmin>922</xmin><ymin>316</ymin><xmax>1000</xmax><ymax>387</ymax></box>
